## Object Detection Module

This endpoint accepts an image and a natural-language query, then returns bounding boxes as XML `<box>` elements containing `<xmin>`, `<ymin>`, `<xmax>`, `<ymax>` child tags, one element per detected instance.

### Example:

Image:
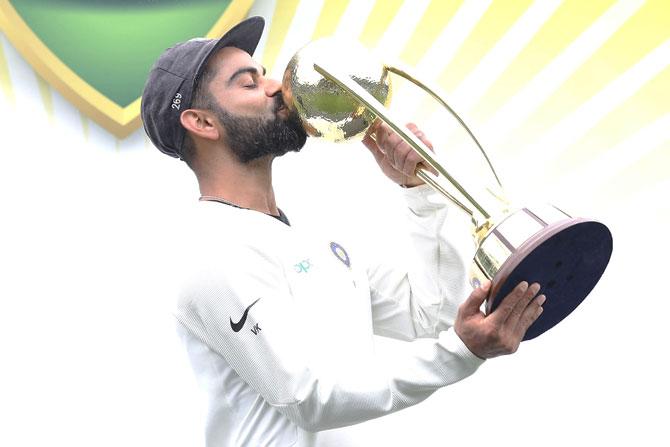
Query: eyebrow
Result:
<box><xmin>227</xmin><ymin>65</ymin><xmax>267</xmax><ymax>85</ymax></box>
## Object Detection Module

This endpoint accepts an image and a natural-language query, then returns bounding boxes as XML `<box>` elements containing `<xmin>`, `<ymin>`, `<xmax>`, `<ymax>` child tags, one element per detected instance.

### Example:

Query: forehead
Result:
<box><xmin>208</xmin><ymin>46</ymin><xmax>260</xmax><ymax>76</ymax></box>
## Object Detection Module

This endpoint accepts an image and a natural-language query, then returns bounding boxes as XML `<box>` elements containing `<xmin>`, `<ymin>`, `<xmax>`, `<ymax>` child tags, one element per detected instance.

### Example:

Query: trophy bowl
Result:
<box><xmin>282</xmin><ymin>38</ymin><xmax>391</xmax><ymax>142</ymax></box>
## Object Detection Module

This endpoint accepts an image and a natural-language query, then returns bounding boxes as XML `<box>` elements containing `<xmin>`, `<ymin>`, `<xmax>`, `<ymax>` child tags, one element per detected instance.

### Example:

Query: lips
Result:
<box><xmin>275</xmin><ymin>96</ymin><xmax>287</xmax><ymax>113</ymax></box>
<box><xmin>274</xmin><ymin>97</ymin><xmax>290</xmax><ymax>117</ymax></box>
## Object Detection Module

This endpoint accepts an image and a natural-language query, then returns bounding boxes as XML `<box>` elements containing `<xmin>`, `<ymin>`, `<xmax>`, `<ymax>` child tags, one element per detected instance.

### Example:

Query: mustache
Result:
<box><xmin>273</xmin><ymin>94</ymin><xmax>287</xmax><ymax>113</ymax></box>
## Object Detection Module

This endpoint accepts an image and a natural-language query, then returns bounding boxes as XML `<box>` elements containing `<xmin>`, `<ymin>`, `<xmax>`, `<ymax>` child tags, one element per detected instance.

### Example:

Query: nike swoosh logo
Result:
<box><xmin>230</xmin><ymin>298</ymin><xmax>261</xmax><ymax>332</ymax></box>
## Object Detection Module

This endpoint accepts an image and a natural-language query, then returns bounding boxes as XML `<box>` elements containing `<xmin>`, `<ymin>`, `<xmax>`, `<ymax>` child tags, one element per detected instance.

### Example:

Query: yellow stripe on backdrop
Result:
<box><xmin>499</xmin><ymin>0</ymin><xmax>670</xmax><ymax>156</ymax></box>
<box><xmin>261</xmin><ymin>0</ymin><xmax>301</xmax><ymax>72</ymax></box>
<box><xmin>469</xmin><ymin>0</ymin><xmax>616</xmax><ymax>122</ymax></box>
<box><xmin>545</xmin><ymin>64</ymin><xmax>670</xmax><ymax>182</ymax></box>
<box><xmin>35</xmin><ymin>74</ymin><xmax>54</xmax><ymax>123</ymax></box>
<box><xmin>0</xmin><ymin>34</ymin><xmax>14</xmax><ymax>105</ymax></box>
<box><xmin>311</xmin><ymin>0</ymin><xmax>350</xmax><ymax>40</ymax></box>
<box><xmin>358</xmin><ymin>0</ymin><xmax>404</xmax><ymax>48</ymax></box>
<box><xmin>399</xmin><ymin>0</ymin><xmax>463</xmax><ymax>66</ymax></box>
<box><xmin>436</xmin><ymin>0</ymin><xmax>533</xmax><ymax>93</ymax></box>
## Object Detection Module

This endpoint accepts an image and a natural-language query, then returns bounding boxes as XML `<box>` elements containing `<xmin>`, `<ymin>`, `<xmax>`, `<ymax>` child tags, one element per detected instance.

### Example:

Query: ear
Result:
<box><xmin>180</xmin><ymin>108</ymin><xmax>220</xmax><ymax>142</ymax></box>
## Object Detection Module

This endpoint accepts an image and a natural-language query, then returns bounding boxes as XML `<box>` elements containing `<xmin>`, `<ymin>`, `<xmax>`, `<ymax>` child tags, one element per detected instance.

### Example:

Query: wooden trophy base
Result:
<box><xmin>485</xmin><ymin>218</ymin><xmax>613</xmax><ymax>340</ymax></box>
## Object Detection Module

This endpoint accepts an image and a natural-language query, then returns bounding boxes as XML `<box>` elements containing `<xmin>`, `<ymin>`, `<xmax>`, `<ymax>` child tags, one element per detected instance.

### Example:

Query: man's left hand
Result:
<box><xmin>362</xmin><ymin>122</ymin><xmax>436</xmax><ymax>188</ymax></box>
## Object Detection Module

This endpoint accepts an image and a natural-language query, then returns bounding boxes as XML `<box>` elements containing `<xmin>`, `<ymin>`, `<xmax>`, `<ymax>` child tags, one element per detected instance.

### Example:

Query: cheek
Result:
<box><xmin>230</xmin><ymin>88</ymin><xmax>272</xmax><ymax>111</ymax></box>
<box><xmin>237</xmin><ymin>101</ymin><xmax>274</xmax><ymax>119</ymax></box>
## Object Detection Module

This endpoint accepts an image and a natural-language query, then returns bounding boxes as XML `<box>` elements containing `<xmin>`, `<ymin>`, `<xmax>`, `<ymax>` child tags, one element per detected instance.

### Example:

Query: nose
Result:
<box><xmin>264</xmin><ymin>77</ymin><xmax>282</xmax><ymax>98</ymax></box>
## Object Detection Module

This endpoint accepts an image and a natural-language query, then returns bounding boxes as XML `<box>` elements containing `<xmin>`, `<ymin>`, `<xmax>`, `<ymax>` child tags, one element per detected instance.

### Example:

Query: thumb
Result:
<box><xmin>461</xmin><ymin>280</ymin><xmax>491</xmax><ymax>316</ymax></box>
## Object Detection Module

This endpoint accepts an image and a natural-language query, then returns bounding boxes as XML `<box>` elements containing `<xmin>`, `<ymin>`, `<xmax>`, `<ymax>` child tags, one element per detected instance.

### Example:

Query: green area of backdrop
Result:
<box><xmin>11</xmin><ymin>0</ymin><xmax>232</xmax><ymax>106</ymax></box>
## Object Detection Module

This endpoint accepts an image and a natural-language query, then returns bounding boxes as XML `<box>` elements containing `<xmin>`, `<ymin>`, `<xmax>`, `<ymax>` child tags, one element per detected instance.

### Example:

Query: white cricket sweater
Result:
<box><xmin>174</xmin><ymin>185</ymin><xmax>484</xmax><ymax>446</ymax></box>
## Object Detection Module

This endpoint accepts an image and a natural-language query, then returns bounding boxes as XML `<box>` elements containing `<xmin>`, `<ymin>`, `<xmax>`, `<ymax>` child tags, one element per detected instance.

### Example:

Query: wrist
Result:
<box><xmin>399</xmin><ymin>178</ymin><xmax>423</xmax><ymax>188</ymax></box>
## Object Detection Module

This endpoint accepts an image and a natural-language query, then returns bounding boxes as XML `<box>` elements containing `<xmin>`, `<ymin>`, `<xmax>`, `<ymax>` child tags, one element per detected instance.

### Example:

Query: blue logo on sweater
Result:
<box><xmin>330</xmin><ymin>242</ymin><xmax>350</xmax><ymax>268</ymax></box>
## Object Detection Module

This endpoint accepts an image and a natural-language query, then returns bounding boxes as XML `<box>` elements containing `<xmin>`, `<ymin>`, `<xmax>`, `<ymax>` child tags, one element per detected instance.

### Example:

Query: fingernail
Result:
<box><xmin>482</xmin><ymin>280</ymin><xmax>491</xmax><ymax>292</ymax></box>
<box><xmin>519</xmin><ymin>281</ymin><xmax>529</xmax><ymax>292</ymax></box>
<box><xmin>537</xmin><ymin>294</ymin><xmax>546</xmax><ymax>305</ymax></box>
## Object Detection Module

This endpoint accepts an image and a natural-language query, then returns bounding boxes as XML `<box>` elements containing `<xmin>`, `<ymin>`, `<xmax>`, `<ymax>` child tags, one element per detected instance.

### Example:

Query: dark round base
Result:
<box><xmin>486</xmin><ymin>218</ymin><xmax>613</xmax><ymax>340</ymax></box>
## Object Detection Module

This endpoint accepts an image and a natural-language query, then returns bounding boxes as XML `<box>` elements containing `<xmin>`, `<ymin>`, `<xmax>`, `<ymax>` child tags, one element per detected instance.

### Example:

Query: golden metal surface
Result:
<box><xmin>468</xmin><ymin>261</ymin><xmax>490</xmax><ymax>290</ymax></box>
<box><xmin>282</xmin><ymin>38</ymin><xmax>391</xmax><ymax>142</ymax></box>
<box><xmin>475</xmin><ymin>231</ymin><xmax>513</xmax><ymax>280</ymax></box>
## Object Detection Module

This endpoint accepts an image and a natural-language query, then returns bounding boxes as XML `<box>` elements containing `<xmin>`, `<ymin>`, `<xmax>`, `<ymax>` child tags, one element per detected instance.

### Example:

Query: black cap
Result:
<box><xmin>141</xmin><ymin>16</ymin><xmax>265</xmax><ymax>158</ymax></box>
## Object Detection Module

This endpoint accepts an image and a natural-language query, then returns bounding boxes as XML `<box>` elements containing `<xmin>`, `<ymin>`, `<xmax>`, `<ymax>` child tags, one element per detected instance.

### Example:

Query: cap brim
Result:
<box><xmin>194</xmin><ymin>16</ymin><xmax>265</xmax><ymax>82</ymax></box>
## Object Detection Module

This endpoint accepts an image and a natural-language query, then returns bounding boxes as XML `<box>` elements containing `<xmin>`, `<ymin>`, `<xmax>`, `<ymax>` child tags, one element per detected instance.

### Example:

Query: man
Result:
<box><xmin>142</xmin><ymin>16</ymin><xmax>545</xmax><ymax>447</ymax></box>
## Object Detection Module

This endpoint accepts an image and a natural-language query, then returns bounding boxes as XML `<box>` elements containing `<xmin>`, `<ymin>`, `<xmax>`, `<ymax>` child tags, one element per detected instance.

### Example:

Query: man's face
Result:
<box><xmin>203</xmin><ymin>47</ymin><xmax>307</xmax><ymax>163</ymax></box>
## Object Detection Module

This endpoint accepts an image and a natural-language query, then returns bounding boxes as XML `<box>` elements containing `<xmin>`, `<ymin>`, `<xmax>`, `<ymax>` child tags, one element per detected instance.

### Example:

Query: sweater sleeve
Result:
<box><xmin>367</xmin><ymin>184</ymin><xmax>473</xmax><ymax>341</ymax></box>
<box><xmin>174</xmin><ymin>240</ymin><xmax>483</xmax><ymax>433</ymax></box>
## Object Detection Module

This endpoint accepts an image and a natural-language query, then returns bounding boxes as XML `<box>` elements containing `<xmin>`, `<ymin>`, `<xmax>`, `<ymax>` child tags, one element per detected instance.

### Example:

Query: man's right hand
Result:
<box><xmin>454</xmin><ymin>280</ymin><xmax>546</xmax><ymax>359</ymax></box>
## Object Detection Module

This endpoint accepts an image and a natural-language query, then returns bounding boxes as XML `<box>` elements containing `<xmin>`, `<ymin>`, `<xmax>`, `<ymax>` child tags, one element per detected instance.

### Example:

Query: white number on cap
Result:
<box><xmin>171</xmin><ymin>92</ymin><xmax>183</xmax><ymax>110</ymax></box>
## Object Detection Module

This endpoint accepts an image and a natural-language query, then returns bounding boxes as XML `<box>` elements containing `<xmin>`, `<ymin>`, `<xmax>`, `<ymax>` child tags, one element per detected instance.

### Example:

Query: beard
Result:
<box><xmin>212</xmin><ymin>96</ymin><xmax>307</xmax><ymax>164</ymax></box>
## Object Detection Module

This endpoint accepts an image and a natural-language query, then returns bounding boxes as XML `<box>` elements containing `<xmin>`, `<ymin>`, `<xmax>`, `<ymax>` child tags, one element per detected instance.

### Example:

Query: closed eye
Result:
<box><xmin>228</xmin><ymin>66</ymin><xmax>262</xmax><ymax>87</ymax></box>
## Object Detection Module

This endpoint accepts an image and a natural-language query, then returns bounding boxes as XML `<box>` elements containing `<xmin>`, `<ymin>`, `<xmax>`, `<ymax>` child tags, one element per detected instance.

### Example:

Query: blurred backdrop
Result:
<box><xmin>1</xmin><ymin>1</ymin><xmax>668</xmax><ymax>446</ymax></box>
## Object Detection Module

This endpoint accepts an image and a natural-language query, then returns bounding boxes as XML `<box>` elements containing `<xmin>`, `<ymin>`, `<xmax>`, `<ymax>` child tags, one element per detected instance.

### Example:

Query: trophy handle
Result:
<box><xmin>385</xmin><ymin>65</ymin><xmax>502</xmax><ymax>188</ymax></box>
<box><xmin>313</xmin><ymin>62</ymin><xmax>492</xmax><ymax>222</ymax></box>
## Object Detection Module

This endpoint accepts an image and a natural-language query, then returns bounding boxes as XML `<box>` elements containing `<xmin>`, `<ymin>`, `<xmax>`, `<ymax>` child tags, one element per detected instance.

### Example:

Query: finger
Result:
<box><xmin>392</xmin><ymin>135</ymin><xmax>412</xmax><ymax>173</ymax></box>
<box><xmin>460</xmin><ymin>280</ymin><xmax>491</xmax><ymax>316</ymax></box>
<box><xmin>405</xmin><ymin>124</ymin><xmax>438</xmax><ymax>176</ymax></box>
<box><xmin>407</xmin><ymin>123</ymin><xmax>434</xmax><ymax>152</ymax></box>
<box><xmin>375</xmin><ymin>122</ymin><xmax>394</xmax><ymax>152</ymax></box>
<box><xmin>514</xmin><ymin>294</ymin><xmax>546</xmax><ymax>339</ymax></box>
<box><xmin>488</xmin><ymin>281</ymin><xmax>528</xmax><ymax>326</ymax></box>
<box><xmin>364</xmin><ymin>122</ymin><xmax>389</xmax><ymax>155</ymax></box>
<box><xmin>362</xmin><ymin>132</ymin><xmax>381</xmax><ymax>153</ymax></box>
<box><xmin>368</xmin><ymin>119</ymin><xmax>383</xmax><ymax>137</ymax></box>
<box><xmin>402</xmin><ymin>151</ymin><xmax>423</xmax><ymax>181</ymax></box>
<box><xmin>505</xmin><ymin>282</ymin><xmax>541</xmax><ymax>327</ymax></box>
<box><xmin>390</xmin><ymin>130</ymin><xmax>420</xmax><ymax>174</ymax></box>
<box><xmin>365</xmin><ymin>143</ymin><xmax>389</xmax><ymax>170</ymax></box>
<box><xmin>362</xmin><ymin>131</ymin><xmax>394</xmax><ymax>169</ymax></box>
<box><xmin>388</xmin><ymin>134</ymin><xmax>406</xmax><ymax>169</ymax></box>
<box><xmin>381</xmin><ymin>123</ymin><xmax>413</xmax><ymax>155</ymax></box>
<box><xmin>377</xmin><ymin>123</ymin><xmax>439</xmax><ymax>179</ymax></box>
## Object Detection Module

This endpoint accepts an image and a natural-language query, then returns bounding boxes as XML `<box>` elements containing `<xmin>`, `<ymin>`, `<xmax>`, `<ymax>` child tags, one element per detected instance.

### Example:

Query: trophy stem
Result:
<box><xmin>313</xmin><ymin>62</ymin><xmax>492</xmax><ymax>221</ymax></box>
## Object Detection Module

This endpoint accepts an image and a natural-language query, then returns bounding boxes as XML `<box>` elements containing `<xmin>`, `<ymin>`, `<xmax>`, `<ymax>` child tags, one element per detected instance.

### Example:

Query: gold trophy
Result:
<box><xmin>281</xmin><ymin>39</ymin><xmax>613</xmax><ymax>340</ymax></box>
